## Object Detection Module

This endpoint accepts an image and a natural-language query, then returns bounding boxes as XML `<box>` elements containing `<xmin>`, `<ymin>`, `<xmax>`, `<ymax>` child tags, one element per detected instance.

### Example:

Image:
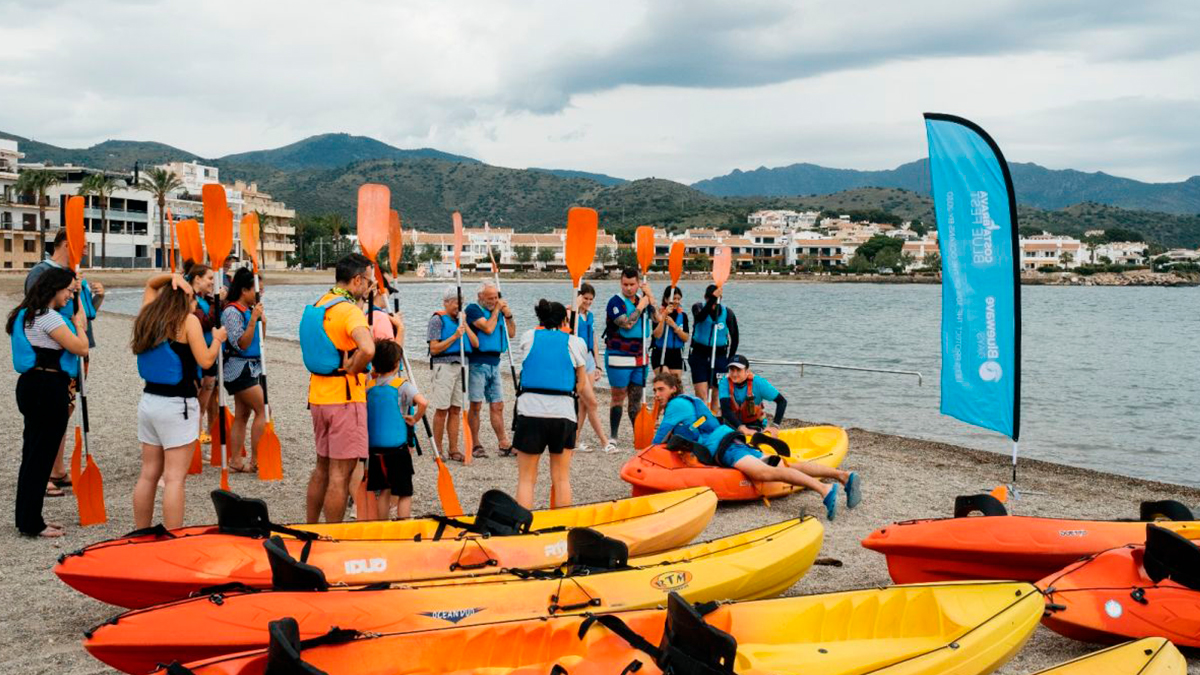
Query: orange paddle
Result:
<box><xmin>65</xmin><ymin>196</ymin><xmax>106</xmax><ymax>525</ymax></box>
<box><xmin>388</xmin><ymin>210</ymin><xmax>402</xmax><ymax>278</ymax></box>
<box><xmin>202</xmin><ymin>185</ymin><xmax>234</xmax><ymax>490</ymax></box>
<box><xmin>451</xmin><ymin>212</ymin><xmax>474</xmax><ymax>465</ymax></box>
<box><xmin>705</xmin><ymin>246</ymin><xmax>733</xmax><ymax>411</ymax></box>
<box><xmin>561</xmin><ymin>207</ymin><xmax>600</xmax><ymax>507</ymax></box>
<box><xmin>632</xmin><ymin>226</ymin><xmax>657</xmax><ymax>450</ymax></box>
<box><xmin>355</xmin><ymin>185</ymin><xmax>391</xmax><ymax>513</ymax></box>
<box><xmin>238</xmin><ymin>213</ymin><xmax>282</xmax><ymax>481</ymax></box>
<box><xmin>650</xmin><ymin>240</ymin><xmax>686</xmax><ymax>422</ymax></box>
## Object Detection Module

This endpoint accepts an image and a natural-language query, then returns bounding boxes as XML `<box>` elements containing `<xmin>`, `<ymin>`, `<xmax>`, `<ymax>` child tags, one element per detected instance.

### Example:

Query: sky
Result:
<box><xmin>2</xmin><ymin>0</ymin><xmax>1199</xmax><ymax>184</ymax></box>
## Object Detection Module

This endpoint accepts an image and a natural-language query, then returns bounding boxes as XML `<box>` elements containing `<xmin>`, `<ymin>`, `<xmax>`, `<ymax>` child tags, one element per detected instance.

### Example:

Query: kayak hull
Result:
<box><xmin>56</xmin><ymin>488</ymin><xmax>717</xmax><ymax>609</ymax></box>
<box><xmin>164</xmin><ymin>581</ymin><xmax>1042</xmax><ymax>675</ymax></box>
<box><xmin>862</xmin><ymin>516</ymin><xmax>1200</xmax><ymax>584</ymax></box>
<box><xmin>621</xmin><ymin>426</ymin><xmax>848</xmax><ymax>501</ymax></box>
<box><xmin>1039</xmin><ymin>545</ymin><xmax>1200</xmax><ymax>647</ymax></box>
<box><xmin>1030</xmin><ymin>638</ymin><xmax>1185</xmax><ymax>674</ymax></box>
<box><xmin>86</xmin><ymin>518</ymin><xmax>823</xmax><ymax>674</ymax></box>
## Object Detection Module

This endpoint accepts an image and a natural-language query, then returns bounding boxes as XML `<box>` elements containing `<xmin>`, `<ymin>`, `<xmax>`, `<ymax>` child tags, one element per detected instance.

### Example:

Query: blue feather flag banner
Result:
<box><xmin>924</xmin><ymin>113</ymin><xmax>1020</xmax><ymax>441</ymax></box>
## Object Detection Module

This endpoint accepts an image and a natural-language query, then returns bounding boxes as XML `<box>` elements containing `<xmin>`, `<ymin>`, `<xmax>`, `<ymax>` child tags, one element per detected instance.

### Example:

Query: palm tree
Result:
<box><xmin>79</xmin><ymin>173</ymin><xmax>124</xmax><ymax>266</ymax></box>
<box><xmin>139</xmin><ymin>167</ymin><xmax>183</xmax><ymax>270</ymax></box>
<box><xmin>14</xmin><ymin>169</ymin><xmax>59</xmax><ymax>255</ymax></box>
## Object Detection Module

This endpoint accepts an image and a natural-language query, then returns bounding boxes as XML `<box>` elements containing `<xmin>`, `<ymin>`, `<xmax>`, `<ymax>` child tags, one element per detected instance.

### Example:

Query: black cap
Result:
<box><xmin>727</xmin><ymin>355</ymin><xmax>749</xmax><ymax>370</ymax></box>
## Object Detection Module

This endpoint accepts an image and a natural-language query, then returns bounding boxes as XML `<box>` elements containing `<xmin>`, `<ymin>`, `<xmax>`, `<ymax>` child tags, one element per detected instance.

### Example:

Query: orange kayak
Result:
<box><xmin>159</xmin><ymin>582</ymin><xmax>1042</xmax><ymax>675</ymax></box>
<box><xmin>56</xmin><ymin>487</ymin><xmax>717</xmax><ymax>609</ymax></box>
<box><xmin>621</xmin><ymin>426</ymin><xmax>848</xmax><ymax>501</ymax></box>
<box><xmin>1040</xmin><ymin>524</ymin><xmax>1200</xmax><ymax>648</ymax></box>
<box><xmin>862</xmin><ymin>495</ymin><xmax>1200</xmax><ymax>583</ymax></box>
<box><xmin>86</xmin><ymin>518</ymin><xmax>823</xmax><ymax>674</ymax></box>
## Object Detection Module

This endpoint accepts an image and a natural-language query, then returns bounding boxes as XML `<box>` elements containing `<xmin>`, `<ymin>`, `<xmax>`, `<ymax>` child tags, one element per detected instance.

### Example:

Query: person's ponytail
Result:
<box><xmin>534</xmin><ymin>299</ymin><xmax>567</xmax><ymax>329</ymax></box>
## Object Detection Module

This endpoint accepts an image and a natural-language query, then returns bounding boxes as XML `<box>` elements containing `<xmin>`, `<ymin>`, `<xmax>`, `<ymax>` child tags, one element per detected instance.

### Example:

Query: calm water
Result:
<box><xmin>104</xmin><ymin>280</ymin><xmax>1200</xmax><ymax>487</ymax></box>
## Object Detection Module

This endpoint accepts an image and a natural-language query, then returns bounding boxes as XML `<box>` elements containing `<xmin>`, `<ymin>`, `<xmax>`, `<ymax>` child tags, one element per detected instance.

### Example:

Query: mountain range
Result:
<box><xmin>2</xmin><ymin>130</ymin><xmax>1197</xmax><ymax>248</ymax></box>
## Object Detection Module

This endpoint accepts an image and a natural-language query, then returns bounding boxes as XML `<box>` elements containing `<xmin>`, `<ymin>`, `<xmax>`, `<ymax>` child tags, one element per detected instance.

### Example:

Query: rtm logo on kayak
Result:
<box><xmin>651</xmin><ymin>570</ymin><xmax>692</xmax><ymax>591</ymax></box>
<box><xmin>544</xmin><ymin>541</ymin><xmax>567</xmax><ymax>558</ymax></box>
<box><xmin>343</xmin><ymin>558</ymin><xmax>387</xmax><ymax>575</ymax></box>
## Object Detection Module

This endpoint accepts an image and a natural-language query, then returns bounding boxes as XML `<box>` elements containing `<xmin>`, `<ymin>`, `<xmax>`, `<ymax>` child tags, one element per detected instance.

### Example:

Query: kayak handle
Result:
<box><xmin>549</xmin><ymin>597</ymin><xmax>603</xmax><ymax>614</ymax></box>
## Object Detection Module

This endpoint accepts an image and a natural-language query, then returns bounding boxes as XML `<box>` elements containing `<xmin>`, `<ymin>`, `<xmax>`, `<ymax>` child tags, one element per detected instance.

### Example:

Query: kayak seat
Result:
<box><xmin>265</xmin><ymin>536</ymin><xmax>328</xmax><ymax>592</ymax></box>
<box><xmin>1140</xmin><ymin>499</ymin><xmax>1195</xmax><ymax>522</ymax></box>
<box><xmin>953</xmin><ymin>494</ymin><xmax>1008</xmax><ymax>518</ymax></box>
<box><xmin>666</xmin><ymin>434</ymin><xmax>719</xmax><ymax>467</ymax></box>
<box><xmin>749</xmin><ymin>432</ymin><xmax>791</xmax><ymax>457</ymax></box>
<box><xmin>212</xmin><ymin>489</ymin><xmax>271</xmax><ymax>536</ymax></box>
<box><xmin>658</xmin><ymin>591</ymin><xmax>737</xmax><ymax>674</ymax></box>
<box><xmin>266</xmin><ymin>618</ymin><xmax>329</xmax><ymax>675</ymax></box>
<box><xmin>567</xmin><ymin>528</ymin><xmax>630</xmax><ymax>573</ymax></box>
<box><xmin>1143</xmin><ymin>524</ymin><xmax>1200</xmax><ymax>591</ymax></box>
<box><xmin>474</xmin><ymin>490</ymin><xmax>533</xmax><ymax>536</ymax></box>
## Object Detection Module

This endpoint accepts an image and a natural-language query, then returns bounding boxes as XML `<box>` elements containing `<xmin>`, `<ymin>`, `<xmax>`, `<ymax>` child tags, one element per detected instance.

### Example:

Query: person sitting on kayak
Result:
<box><xmin>651</xmin><ymin>371</ymin><xmax>860</xmax><ymax>520</ymax></box>
<box><xmin>717</xmin><ymin>355</ymin><xmax>786</xmax><ymax>437</ymax></box>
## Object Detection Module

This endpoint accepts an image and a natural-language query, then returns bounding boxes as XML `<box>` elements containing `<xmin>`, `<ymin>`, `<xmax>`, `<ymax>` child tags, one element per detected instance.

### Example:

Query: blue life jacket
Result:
<box><xmin>431</xmin><ymin>311</ymin><xmax>471</xmax><ymax>358</ymax></box>
<box><xmin>468</xmin><ymin>303</ymin><xmax>506</xmax><ymax>356</ymax></box>
<box><xmin>668</xmin><ymin>395</ymin><xmax>735</xmax><ymax>461</ymax></box>
<box><xmin>366</xmin><ymin>377</ymin><xmax>410</xmax><ymax>448</ymax></box>
<box><xmin>661</xmin><ymin>310</ymin><xmax>686</xmax><ymax>349</ymax></box>
<box><xmin>137</xmin><ymin>340</ymin><xmax>198</xmax><ymax>399</ymax></box>
<box><xmin>300</xmin><ymin>297</ymin><xmax>350</xmax><ymax>376</ymax></box>
<box><xmin>225</xmin><ymin>302</ymin><xmax>261</xmax><ymax>359</ymax></box>
<box><xmin>693</xmin><ymin>305</ymin><xmax>729</xmax><ymax>348</ymax></box>
<box><xmin>10</xmin><ymin>309</ymin><xmax>80</xmax><ymax>377</ymax></box>
<box><xmin>59</xmin><ymin>279</ymin><xmax>97</xmax><ymax>322</ymax></box>
<box><xmin>577</xmin><ymin>311</ymin><xmax>595</xmax><ymax>356</ymax></box>
<box><xmin>616</xmin><ymin>295</ymin><xmax>648</xmax><ymax>339</ymax></box>
<box><xmin>518</xmin><ymin>329</ymin><xmax>576</xmax><ymax>396</ymax></box>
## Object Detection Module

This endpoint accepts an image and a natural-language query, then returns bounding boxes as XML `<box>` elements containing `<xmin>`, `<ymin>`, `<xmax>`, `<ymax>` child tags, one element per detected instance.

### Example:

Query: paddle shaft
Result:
<box><xmin>707</xmin><ymin>296</ymin><xmax>724</xmax><ymax>396</ymax></box>
<box><xmin>71</xmin><ymin>277</ymin><xmax>91</xmax><ymax>459</ymax></box>
<box><xmin>455</xmin><ymin>265</ymin><xmax>470</xmax><ymax>449</ymax></box>
<box><xmin>488</xmin><ymin>251</ymin><xmax>519</xmax><ymax>382</ymax></box>
<box><xmin>251</xmin><ymin>271</ymin><xmax>272</xmax><ymax>424</ymax></box>
<box><xmin>213</xmin><ymin>273</ymin><xmax>229</xmax><ymax>471</ymax></box>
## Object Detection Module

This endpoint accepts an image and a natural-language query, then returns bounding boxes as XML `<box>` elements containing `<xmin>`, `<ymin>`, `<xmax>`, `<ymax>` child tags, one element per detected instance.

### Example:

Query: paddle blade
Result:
<box><xmin>550</xmin><ymin>484</ymin><xmax>557</xmax><ymax>510</ymax></box>
<box><xmin>77</xmin><ymin>454</ymin><xmax>107</xmax><ymax>527</ymax></box>
<box><xmin>990</xmin><ymin>484</ymin><xmax>1009</xmax><ymax>504</ymax></box>
<box><xmin>354</xmin><ymin>472</ymin><xmax>376</xmax><ymax>520</ymax></box>
<box><xmin>435</xmin><ymin>456</ymin><xmax>463</xmax><ymax>517</ymax></box>
<box><xmin>633</xmin><ymin>404</ymin><xmax>655</xmax><ymax>451</ymax></box>
<box><xmin>239</xmin><ymin>212</ymin><xmax>260</xmax><ymax>268</ymax></box>
<box><xmin>65</xmin><ymin>196</ymin><xmax>85</xmax><ymax>269</ymax></box>
<box><xmin>356</xmin><ymin>184</ymin><xmax>390</xmax><ymax>260</ymax></box>
<box><xmin>388</xmin><ymin>210</ymin><xmax>402</xmax><ymax>278</ymax></box>
<box><xmin>188</xmin><ymin>440</ymin><xmax>203</xmax><ymax>475</ymax></box>
<box><xmin>565</xmin><ymin>207</ymin><xmax>599</xmax><ymax>286</ymax></box>
<box><xmin>202</xmin><ymin>185</ymin><xmax>232</xmax><ymax>265</ymax></box>
<box><xmin>452</xmin><ymin>212</ymin><xmax>464</xmax><ymax>268</ymax></box>
<box><xmin>635</xmin><ymin>226</ymin><xmax>655</xmax><ymax>274</ymax></box>
<box><xmin>258</xmin><ymin>423</ymin><xmax>283</xmax><ymax>481</ymax></box>
<box><xmin>713</xmin><ymin>246</ymin><xmax>732</xmax><ymax>288</ymax></box>
<box><xmin>70</xmin><ymin>427</ymin><xmax>82</xmax><ymax>486</ymax></box>
<box><xmin>669</xmin><ymin>241</ymin><xmax>685</xmax><ymax>286</ymax></box>
<box><xmin>461</xmin><ymin>408</ymin><xmax>473</xmax><ymax>465</ymax></box>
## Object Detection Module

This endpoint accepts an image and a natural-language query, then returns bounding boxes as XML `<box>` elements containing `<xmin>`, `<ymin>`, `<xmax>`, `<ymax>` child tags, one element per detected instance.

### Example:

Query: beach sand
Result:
<box><xmin>1</xmin><ymin>299</ymin><xmax>1196</xmax><ymax>673</ymax></box>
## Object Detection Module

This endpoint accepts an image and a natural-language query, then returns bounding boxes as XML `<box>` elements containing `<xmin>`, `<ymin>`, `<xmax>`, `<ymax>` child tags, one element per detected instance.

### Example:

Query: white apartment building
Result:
<box><xmin>406</xmin><ymin>225</ymin><xmax>619</xmax><ymax>274</ymax></box>
<box><xmin>1091</xmin><ymin>241</ymin><xmax>1147</xmax><ymax>265</ymax></box>
<box><xmin>746</xmin><ymin>209</ymin><xmax>820</xmax><ymax>229</ymax></box>
<box><xmin>0</xmin><ymin>139</ymin><xmax>50</xmax><ymax>269</ymax></box>
<box><xmin>1018</xmin><ymin>234</ymin><xmax>1084</xmax><ymax>271</ymax></box>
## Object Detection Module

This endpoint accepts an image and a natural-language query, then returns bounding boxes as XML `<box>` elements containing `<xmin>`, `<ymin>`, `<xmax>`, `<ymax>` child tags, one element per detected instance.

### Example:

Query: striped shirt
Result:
<box><xmin>25</xmin><ymin>310</ymin><xmax>68</xmax><ymax>350</ymax></box>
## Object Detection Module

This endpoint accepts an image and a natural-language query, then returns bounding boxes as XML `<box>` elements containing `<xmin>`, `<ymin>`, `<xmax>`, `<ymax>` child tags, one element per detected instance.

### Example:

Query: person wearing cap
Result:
<box><xmin>718</xmin><ymin>355</ymin><xmax>786</xmax><ymax>437</ymax></box>
<box><xmin>687</xmin><ymin>283</ymin><xmax>739</xmax><ymax>410</ymax></box>
<box><xmin>426</xmin><ymin>285</ymin><xmax>479</xmax><ymax>463</ymax></box>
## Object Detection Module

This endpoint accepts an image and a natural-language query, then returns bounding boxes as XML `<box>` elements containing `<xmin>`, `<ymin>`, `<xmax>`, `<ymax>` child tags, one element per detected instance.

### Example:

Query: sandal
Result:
<box><xmin>45</xmin><ymin>483</ymin><xmax>65</xmax><ymax>498</ymax></box>
<box><xmin>472</xmin><ymin>446</ymin><xmax>488</xmax><ymax>459</ymax></box>
<box><xmin>229</xmin><ymin>463</ymin><xmax>255</xmax><ymax>474</ymax></box>
<box><xmin>448</xmin><ymin>450</ymin><xmax>466</xmax><ymax>463</ymax></box>
<box><xmin>498</xmin><ymin>446</ymin><xmax>516</xmax><ymax>457</ymax></box>
<box><xmin>49</xmin><ymin>473</ymin><xmax>72</xmax><ymax>488</ymax></box>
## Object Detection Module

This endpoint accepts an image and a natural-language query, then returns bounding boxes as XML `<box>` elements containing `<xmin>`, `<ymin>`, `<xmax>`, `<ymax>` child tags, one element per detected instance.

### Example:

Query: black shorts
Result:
<box><xmin>687</xmin><ymin>348</ymin><xmax>730</xmax><ymax>387</ymax></box>
<box><xmin>513</xmin><ymin>415</ymin><xmax>577</xmax><ymax>455</ymax></box>
<box><xmin>201</xmin><ymin>363</ymin><xmax>217</xmax><ymax>378</ymax></box>
<box><xmin>224</xmin><ymin>363</ymin><xmax>260</xmax><ymax>396</ymax></box>
<box><xmin>367</xmin><ymin>445</ymin><xmax>414</xmax><ymax>496</ymax></box>
<box><xmin>651</xmin><ymin>347</ymin><xmax>684</xmax><ymax>371</ymax></box>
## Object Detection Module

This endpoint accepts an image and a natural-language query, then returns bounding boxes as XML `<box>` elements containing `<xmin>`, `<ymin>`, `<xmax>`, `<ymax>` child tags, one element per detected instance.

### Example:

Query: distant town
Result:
<box><xmin>3</xmin><ymin>137</ymin><xmax>1198</xmax><ymax>278</ymax></box>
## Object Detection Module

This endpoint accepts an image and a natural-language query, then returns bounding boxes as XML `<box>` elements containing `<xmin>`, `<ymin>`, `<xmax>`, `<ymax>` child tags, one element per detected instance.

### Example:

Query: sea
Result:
<box><xmin>102</xmin><ymin>280</ymin><xmax>1200</xmax><ymax>488</ymax></box>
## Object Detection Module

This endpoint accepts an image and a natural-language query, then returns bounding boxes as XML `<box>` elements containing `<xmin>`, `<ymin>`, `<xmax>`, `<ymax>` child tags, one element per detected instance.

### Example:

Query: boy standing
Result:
<box><xmin>365</xmin><ymin>341</ymin><xmax>427</xmax><ymax>519</ymax></box>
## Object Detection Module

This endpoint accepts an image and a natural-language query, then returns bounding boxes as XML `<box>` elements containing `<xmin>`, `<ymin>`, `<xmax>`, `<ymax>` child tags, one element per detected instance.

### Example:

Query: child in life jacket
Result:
<box><xmin>364</xmin><ymin>340</ymin><xmax>427</xmax><ymax>519</ymax></box>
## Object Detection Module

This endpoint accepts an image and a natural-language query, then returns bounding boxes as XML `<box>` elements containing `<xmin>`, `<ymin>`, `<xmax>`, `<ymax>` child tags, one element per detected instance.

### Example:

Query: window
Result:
<box><xmin>135</xmin><ymin>245</ymin><xmax>148</xmax><ymax>258</ymax></box>
<box><xmin>24</xmin><ymin>239</ymin><xmax>36</xmax><ymax>252</ymax></box>
<box><xmin>3</xmin><ymin>261</ymin><xmax>11</xmax><ymax>268</ymax></box>
<box><xmin>3</xmin><ymin>239</ymin><xmax>10</xmax><ymax>252</ymax></box>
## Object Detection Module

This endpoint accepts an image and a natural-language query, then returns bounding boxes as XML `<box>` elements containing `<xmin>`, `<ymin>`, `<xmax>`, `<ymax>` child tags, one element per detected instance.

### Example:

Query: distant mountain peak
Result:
<box><xmin>217</xmin><ymin>133</ymin><xmax>478</xmax><ymax>171</ymax></box>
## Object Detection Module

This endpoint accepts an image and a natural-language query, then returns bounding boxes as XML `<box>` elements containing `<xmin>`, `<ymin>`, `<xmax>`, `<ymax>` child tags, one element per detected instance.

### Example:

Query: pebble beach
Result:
<box><xmin>1</xmin><ymin>297</ymin><xmax>1197</xmax><ymax>674</ymax></box>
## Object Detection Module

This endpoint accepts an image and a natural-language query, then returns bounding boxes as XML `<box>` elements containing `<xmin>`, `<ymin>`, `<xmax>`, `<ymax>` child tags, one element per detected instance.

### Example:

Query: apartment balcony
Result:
<box><xmin>262</xmin><ymin>241</ymin><xmax>296</xmax><ymax>252</ymax></box>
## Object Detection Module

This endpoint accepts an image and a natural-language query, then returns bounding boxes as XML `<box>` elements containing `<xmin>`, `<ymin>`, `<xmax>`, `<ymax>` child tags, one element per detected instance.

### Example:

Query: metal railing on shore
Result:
<box><xmin>752</xmin><ymin>359</ymin><xmax>923</xmax><ymax>386</ymax></box>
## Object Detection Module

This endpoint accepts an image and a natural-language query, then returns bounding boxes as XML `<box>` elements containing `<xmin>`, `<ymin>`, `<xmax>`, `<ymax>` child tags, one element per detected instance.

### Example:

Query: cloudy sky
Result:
<box><xmin>2</xmin><ymin>0</ymin><xmax>1198</xmax><ymax>183</ymax></box>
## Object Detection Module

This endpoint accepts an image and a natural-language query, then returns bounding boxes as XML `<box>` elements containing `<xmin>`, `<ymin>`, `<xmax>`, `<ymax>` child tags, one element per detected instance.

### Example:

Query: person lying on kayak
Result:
<box><xmin>651</xmin><ymin>371</ymin><xmax>860</xmax><ymax>520</ymax></box>
<box><xmin>717</xmin><ymin>355</ymin><xmax>786</xmax><ymax>437</ymax></box>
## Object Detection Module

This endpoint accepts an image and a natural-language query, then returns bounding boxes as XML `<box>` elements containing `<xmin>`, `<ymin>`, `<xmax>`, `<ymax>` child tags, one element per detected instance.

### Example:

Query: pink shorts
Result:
<box><xmin>311</xmin><ymin>402</ymin><xmax>368</xmax><ymax>460</ymax></box>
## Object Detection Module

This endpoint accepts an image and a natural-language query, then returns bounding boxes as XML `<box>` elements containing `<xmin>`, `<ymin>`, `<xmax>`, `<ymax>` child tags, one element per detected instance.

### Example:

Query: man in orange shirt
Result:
<box><xmin>300</xmin><ymin>254</ymin><xmax>377</xmax><ymax>523</ymax></box>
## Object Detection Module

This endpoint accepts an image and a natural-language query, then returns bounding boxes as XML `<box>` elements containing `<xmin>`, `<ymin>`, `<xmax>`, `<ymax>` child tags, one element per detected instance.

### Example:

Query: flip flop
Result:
<box><xmin>498</xmin><ymin>446</ymin><xmax>516</xmax><ymax>457</ymax></box>
<box><xmin>472</xmin><ymin>446</ymin><xmax>488</xmax><ymax>459</ymax></box>
<box><xmin>846</xmin><ymin>472</ymin><xmax>862</xmax><ymax>509</ymax></box>
<box><xmin>49</xmin><ymin>474</ymin><xmax>72</xmax><ymax>488</ymax></box>
<box><xmin>823</xmin><ymin>483</ymin><xmax>840</xmax><ymax>522</ymax></box>
<box><xmin>448</xmin><ymin>450</ymin><xmax>466</xmax><ymax>463</ymax></box>
<box><xmin>45</xmin><ymin>483</ymin><xmax>65</xmax><ymax>498</ymax></box>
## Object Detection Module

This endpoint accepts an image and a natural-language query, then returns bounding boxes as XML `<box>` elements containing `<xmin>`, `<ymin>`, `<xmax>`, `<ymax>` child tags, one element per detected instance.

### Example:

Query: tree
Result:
<box><xmin>615</xmin><ymin>246</ymin><xmax>638</xmax><ymax>271</ymax></box>
<box><xmin>401</xmin><ymin>241</ymin><xmax>417</xmax><ymax>271</ymax></box>
<box><xmin>848</xmin><ymin>253</ymin><xmax>871</xmax><ymax>273</ymax></box>
<box><xmin>536</xmin><ymin>247</ymin><xmax>556</xmax><ymax>269</ymax></box>
<box><xmin>514</xmin><ymin>245</ymin><xmax>533</xmax><ymax>266</ymax></box>
<box><xmin>1060</xmin><ymin>251</ymin><xmax>1074</xmax><ymax>267</ymax></box>
<box><xmin>922</xmin><ymin>251</ymin><xmax>941</xmax><ymax>272</ymax></box>
<box><xmin>855</xmin><ymin>234</ymin><xmax>903</xmax><ymax>263</ymax></box>
<box><xmin>875</xmin><ymin>248</ymin><xmax>901</xmax><ymax>273</ymax></box>
<box><xmin>419</xmin><ymin>243</ymin><xmax>441</xmax><ymax>263</ymax></box>
<box><xmin>14</xmin><ymin>169</ymin><xmax>59</xmax><ymax>256</ymax></box>
<box><xmin>1083</xmin><ymin>235</ymin><xmax>1102</xmax><ymax>263</ymax></box>
<box><xmin>596</xmin><ymin>246</ymin><xmax>614</xmax><ymax>266</ymax></box>
<box><xmin>79</xmin><ymin>173</ymin><xmax>123</xmax><ymax>266</ymax></box>
<box><xmin>1019</xmin><ymin>225</ymin><xmax>1044</xmax><ymax>238</ymax></box>
<box><xmin>908</xmin><ymin>219</ymin><xmax>928</xmax><ymax>237</ymax></box>
<box><xmin>1103</xmin><ymin>227</ymin><xmax>1144</xmax><ymax>243</ymax></box>
<box><xmin>685</xmin><ymin>252</ymin><xmax>709</xmax><ymax>272</ymax></box>
<box><xmin>138</xmin><ymin>167</ymin><xmax>183</xmax><ymax>269</ymax></box>
<box><xmin>899</xmin><ymin>252</ymin><xmax>916</xmax><ymax>273</ymax></box>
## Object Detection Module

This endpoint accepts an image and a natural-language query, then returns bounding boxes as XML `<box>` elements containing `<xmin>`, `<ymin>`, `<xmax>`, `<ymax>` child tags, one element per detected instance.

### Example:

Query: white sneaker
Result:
<box><xmin>576</xmin><ymin>443</ymin><xmax>595</xmax><ymax>453</ymax></box>
<box><xmin>602</xmin><ymin>441</ymin><xmax>620</xmax><ymax>454</ymax></box>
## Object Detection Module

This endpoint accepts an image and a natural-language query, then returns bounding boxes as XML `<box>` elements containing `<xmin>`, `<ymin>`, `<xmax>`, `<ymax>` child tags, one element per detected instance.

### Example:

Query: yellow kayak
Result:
<box><xmin>165</xmin><ymin>581</ymin><xmax>1042</xmax><ymax>675</ymax></box>
<box><xmin>1030</xmin><ymin>638</ymin><xmax>1185</xmax><ymax>674</ymax></box>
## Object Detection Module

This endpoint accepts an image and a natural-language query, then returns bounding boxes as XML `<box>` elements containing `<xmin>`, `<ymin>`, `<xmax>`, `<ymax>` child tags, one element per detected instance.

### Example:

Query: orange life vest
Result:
<box><xmin>729</xmin><ymin>373</ymin><xmax>763</xmax><ymax>424</ymax></box>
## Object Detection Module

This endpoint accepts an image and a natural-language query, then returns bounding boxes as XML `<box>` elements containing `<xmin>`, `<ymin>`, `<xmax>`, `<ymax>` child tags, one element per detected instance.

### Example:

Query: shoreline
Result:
<box><xmin>1</xmin><ymin>305</ymin><xmax>1197</xmax><ymax>673</ymax></box>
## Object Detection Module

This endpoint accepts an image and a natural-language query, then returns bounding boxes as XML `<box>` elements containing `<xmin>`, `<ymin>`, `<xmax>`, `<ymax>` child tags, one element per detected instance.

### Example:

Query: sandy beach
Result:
<box><xmin>1</xmin><ymin>299</ymin><xmax>1197</xmax><ymax>674</ymax></box>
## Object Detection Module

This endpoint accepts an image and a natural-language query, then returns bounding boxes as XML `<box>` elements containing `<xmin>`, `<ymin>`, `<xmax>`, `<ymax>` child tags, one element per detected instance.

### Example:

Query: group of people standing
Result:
<box><xmin>11</xmin><ymin>246</ymin><xmax>859</xmax><ymax>536</ymax></box>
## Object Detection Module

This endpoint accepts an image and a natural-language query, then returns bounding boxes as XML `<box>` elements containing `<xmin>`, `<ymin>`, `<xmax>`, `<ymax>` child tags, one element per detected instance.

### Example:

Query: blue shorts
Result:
<box><xmin>468</xmin><ymin>362</ymin><xmax>504</xmax><ymax>403</ymax></box>
<box><xmin>605</xmin><ymin>354</ymin><xmax>646</xmax><ymax>389</ymax></box>
<box><xmin>719</xmin><ymin>442</ymin><xmax>763</xmax><ymax>468</ymax></box>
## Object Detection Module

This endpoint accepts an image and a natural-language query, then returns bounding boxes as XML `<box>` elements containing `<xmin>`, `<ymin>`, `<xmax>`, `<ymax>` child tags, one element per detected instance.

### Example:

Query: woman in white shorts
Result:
<box><xmin>131</xmin><ymin>274</ymin><xmax>226</xmax><ymax>529</ymax></box>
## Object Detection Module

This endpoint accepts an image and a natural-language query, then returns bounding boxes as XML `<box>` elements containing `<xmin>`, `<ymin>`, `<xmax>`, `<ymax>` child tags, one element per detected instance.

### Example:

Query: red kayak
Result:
<box><xmin>861</xmin><ymin>494</ymin><xmax>1200</xmax><ymax>583</ymax></box>
<box><xmin>1039</xmin><ymin>524</ymin><xmax>1200</xmax><ymax>647</ymax></box>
